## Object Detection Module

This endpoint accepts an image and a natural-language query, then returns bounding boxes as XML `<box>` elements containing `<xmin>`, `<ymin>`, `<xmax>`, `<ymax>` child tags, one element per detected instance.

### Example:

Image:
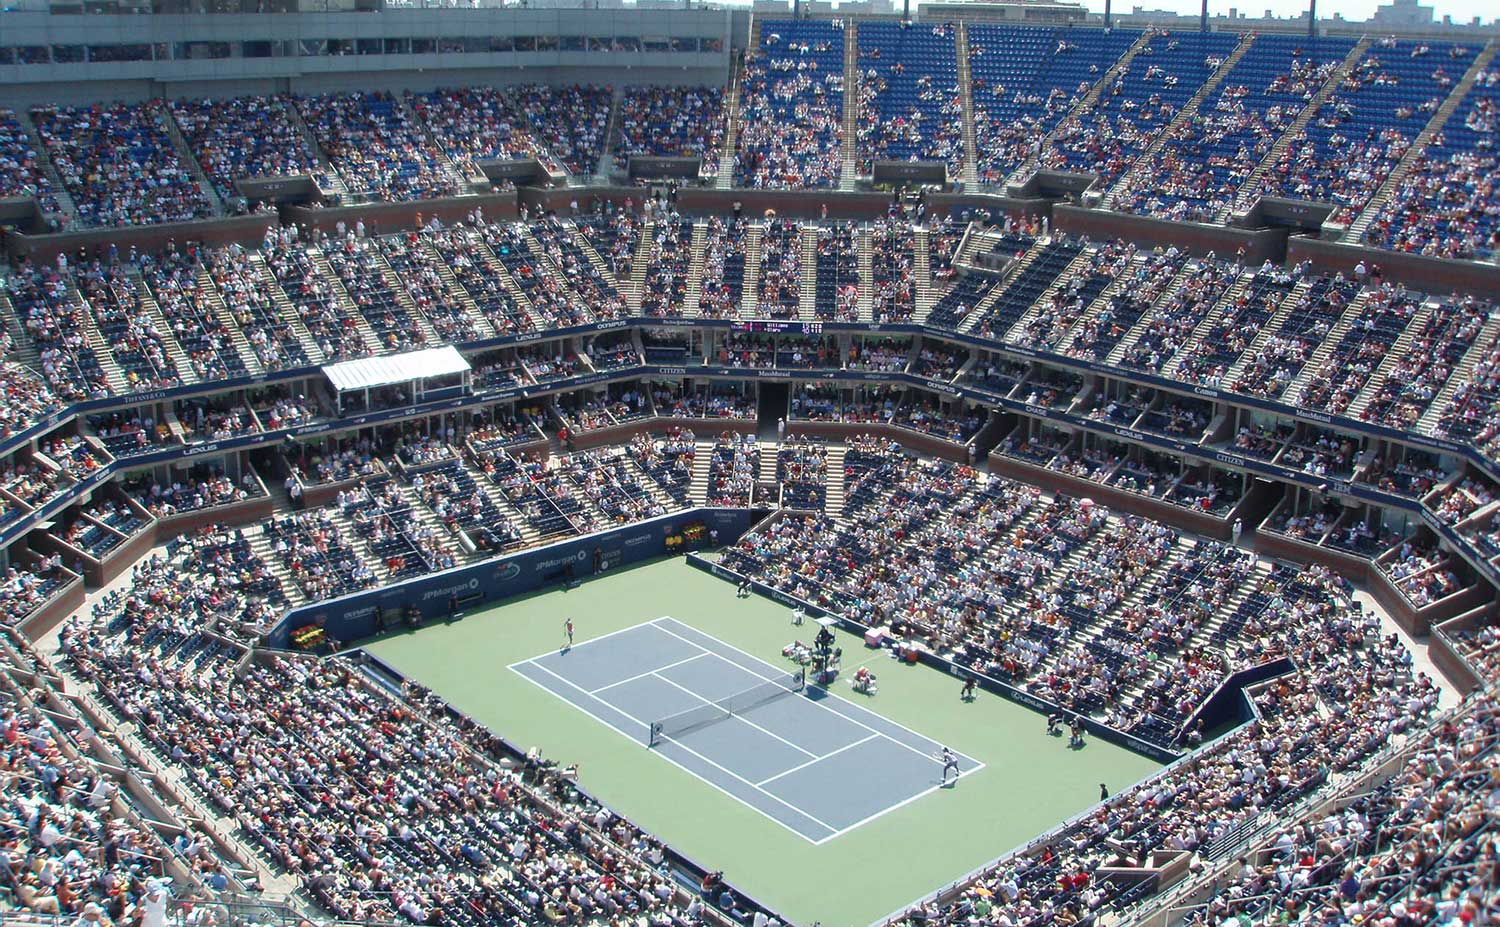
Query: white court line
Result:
<box><xmin>521</xmin><ymin>659</ymin><xmax>841</xmax><ymax>840</ymax></box>
<box><xmin>756</xmin><ymin>733</ymin><xmax>879</xmax><ymax>787</ymax></box>
<box><xmin>503</xmin><ymin>617</ymin><xmax>673</xmax><ymax>671</ymax></box>
<box><xmin>651</xmin><ymin>617</ymin><xmax>983</xmax><ymax>769</ymax></box>
<box><xmin>510</xmin><ymin>660</ymin><xmax>833</xmax><ymax>843</ymax></box>
<box><xmin>514</xmin><ymin>614</ymin><xmax>985</xmax><ymax>844</ymax></box>
<box><xmin>809</xmin><ymin>763</ymin><xmax>985</xmax><ymax>846</ymax></box>
<box><xmin>589</xmin><ymin>652</ymin><xmax>712</xmax><ymax>695</ymax></box>
<box><xmin>649</xmin><ymin>671</ymin><xmax>818</xmax><ymax>759</ymax></box>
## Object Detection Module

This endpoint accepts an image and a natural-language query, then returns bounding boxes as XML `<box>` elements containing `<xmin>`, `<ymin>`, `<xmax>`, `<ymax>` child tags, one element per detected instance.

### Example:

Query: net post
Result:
<box><xmin>648</xmin><ymin>722</ymin><xmax>661</xmax><ymax>748</ymax></box>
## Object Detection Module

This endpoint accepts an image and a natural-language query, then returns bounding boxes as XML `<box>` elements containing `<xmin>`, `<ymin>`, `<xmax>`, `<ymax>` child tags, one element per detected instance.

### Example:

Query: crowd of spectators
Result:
<box><xmin>0</xmin><ymin>354</ymin><xmax>58</xmax><ymax>441</ymax></box>
<box><xmin>139</xmin><ymin>249</ymin><xmax>249</xmax><ymax>381</ymax></box>
<box><xmin>129</xmin><ymin>468</ymin><xmax>261</xmax><ymax>517</ymax></box>
<box><xmin>408</xmin><ymin>86</ymin><xmax>548</xmax><ymax>175</ymax></box>
<box><xmin>1039</xmin><ymin>31</ymin><xmax>1242</xmax><ymax>191</ymax></box>
<box><xmin>1380</xmin><ymin>537</ymin><xmax>1464</xmax><ymax>607</ymax></box>
<box><xmin>1361</xmin><ymin>292</ymin><xmax>1486</xmax><ymax>431</ymax></box>
<box><xmin>74</xmin><ymin>258</ymin><xmax>183</xmax><ymax>390</ymax></box>
<box><xmin>1250</xmin><ymin>39</ymin><xmax>1466</xmax><ymax>221</ymax></box>
<box><xmin>168</xmin><ymin>95</ymin><xmax>322</xmax><ymax>202</ymax></box>
<box><xmin>1119</xmin><ymin>35</ymin><xmax>1354</xmax><ymax>222</ymax></box>
<box><xmin>757</xmin><ymin>219</ymin><xmax>804</xmax><ymax>319</ymax></box>
<box><xmin>697</xmin><ymin>217</ymin><xmax>748</xmax><ymax>318</ymax></box>
<box><xmin>0</xmin><ymin>678</ymin><xmax>188</xmax><ymax>922</ymax></box>
<box><xmin>706</xmin><ymin>433</ymin><xmax>760</xmax><ymax>507</ymax></box>
<box><xmin>513</xmin><ymin>85</ymin><xmax>612</xmax><ymax>176</ymax></box>
<box><xmin>1176</xmin><ymin>686</ymin><xmax>1498</xmax><ymax>927</ymax></box>
<box><xmin>296</xmin><ymin>92</ymin><xmax>460</xmax><ymax>202</ymax></box>
<box><xmin>967</xmin><ymin>26</ymin><xmax>1140</xmax><ymax>185</ymax></box>
<box><xmin>203</xmin><ymin>244</ymin><xmax>311</xmax><ymax>370</ymax></box>
<box><xmin>616</xmin><ymin>86</ymin><xmax>726</xmax><ymax>165</ymax></box>
<box><xmin>855</xmin><ymin>23</ymin><xmax>964</xmax><ymax>174</ymax></box>
<box><xmin>737</xmin><ymin>19</ymin><xmax>846</xmax><ymax>188</ymax></box>
<box><xmin>7</xmin><ymin>261</ymin><xmax>111</xmax><ymax>401</ymax></box>
<box><xmin>776</xmin><ymin>437</ymin><xmax>829</xmax><ymax>510</ymax></box>
<box><xmin>0</xmin><ymin>107</ymin><xmax>60</xmax><ymax>215</ymax></box>
<box><xmin>56</xmin><ymin>573</ymin><xmax>711</xmax><ymax>926</ymax></box>
<box><xmin>1364</xmin><ymin>67</ymin><xmax>1500</xmax><ymax>260</ymax></box>
<box><xmin>30</xmin><ymin>102</ymin><xmax>213</xmax><ymax>228</ymax></box>
<box><xmin>0</xmin><ymin>557</ymin><xmax>69</xmax><ymax>626</ymax></box>
<box><xmin>640</xmin><ymin>219</ymin><xmax>693</xmax><ymax>317</ymax></box>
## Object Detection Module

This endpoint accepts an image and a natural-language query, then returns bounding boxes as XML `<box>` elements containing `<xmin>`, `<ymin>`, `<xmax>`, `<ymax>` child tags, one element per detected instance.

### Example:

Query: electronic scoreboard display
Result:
<box><xmin>728</xmin><ymin>320</ymin><xmax>825</xmax><ymax>335</ymax></box>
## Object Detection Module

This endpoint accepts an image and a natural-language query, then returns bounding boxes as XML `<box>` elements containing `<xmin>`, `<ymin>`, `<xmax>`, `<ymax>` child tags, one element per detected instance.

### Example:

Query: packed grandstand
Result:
<box><xmin>0</xmin><ymin>4</ymin><xmax>1498</xmax><ymax>927</ymax></box>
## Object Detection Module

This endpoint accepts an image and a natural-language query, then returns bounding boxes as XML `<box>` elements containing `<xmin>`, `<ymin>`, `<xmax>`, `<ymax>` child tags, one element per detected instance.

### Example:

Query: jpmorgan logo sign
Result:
<box><xmin>421</xmin><ymin>577</ymin><xmax>482</xmax><ymax>601</ymax></box>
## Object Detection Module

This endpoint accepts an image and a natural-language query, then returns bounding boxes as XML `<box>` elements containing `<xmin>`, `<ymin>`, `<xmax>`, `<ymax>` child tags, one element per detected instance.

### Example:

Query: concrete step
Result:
<box><xmin>309</xmin><ymin>248</ymin><xmax>384</xmax><ymax>353</ymax></box>
<box><xmin>683</xmin><ymin>222</ymin><xmax>710</xmax><ymax>318</ymax></box>
<box><xmin>624</xmin><ymin>220</ymin><xmax>655</xmax><ymax>313</ymax></box>
<box><xmin>154</xmin><ymin>101</ymin><xmax>225</xmax><ymax>216</ymax></box>
<box><xmin>193</xmin><ymin>266</ymin><xmax>266</xmax><ymax>377</ymax></box>
<box><xmin>839</xmin><ymin>21</ymin><xmax>860</xmax><ymax>191</ymax></box>
<box><xmin>856</xmin><ymin>225</ymin><xmax>876</xmax><ymax>322</ymax></box>
<box><xmin>912</xmin><ymin>226</ymin><xmax>934</xmax><ymax>317</ymax></box>
<box><xmin>1105</xmin><ymin>32</ymin><xmax>1258</xmax><ymax>208</ymax></box>
<box><xmin>689</xmin><ymin>440</ymin><xmax>714</xmax><ymax>506</ymax></box>
<box><xmin>799</xmin><ymin>224</ymin><xmax>819</xmax><ymax>321</ymax></box>
<box><xmin>247</xmin><ymin>253</ymin><xmax>330</xmax><ymax>365</ymax></box>
<box><xmin>1341</xmin><ymin>41</ymin><xmax>1499</xmax><ymax>243</ymax></box>
<box><xmin>595</xmin><ymin>85</ymin><xmax>625</xmax><ymax>180</ymax></box>
<box><xmin>129</xmin><ymin>272</ymin><xmax>199</xmax><ymax>385</ymax></box>
<box><xmin>15</xmin><ymin>107</ymin><xmax>79</xmax><ymax>224</ymax></box>
<box><xmin>739</xmin><ymin>223</ymin><xmax>765</xmax><ymax>318</ymax></box>
<box><xmin>422</xmin><ymin>241</ymin><xmax>500</xmax><ymax>340</ymax></box>
<box><xmin>824</xmin><ymin>444</ymin><xmax>848</xmax><ymax>518</ymax></box>
<box><xmin>368</xmin><ymin>245</ymin><xmax>442</xmax><ymax>345</ymax></box>
<box><xmin>955</xmin><ymin>23</ymin><xmax>980</xmax><ymax>188</ymax></box>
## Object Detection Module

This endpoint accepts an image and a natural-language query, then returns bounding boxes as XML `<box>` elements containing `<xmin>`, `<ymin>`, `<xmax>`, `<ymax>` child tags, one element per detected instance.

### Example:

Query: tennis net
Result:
<box><xmin>647</xmin><ymin>669</ymin><xmax>806</xmax><ymax>747</ymax></box>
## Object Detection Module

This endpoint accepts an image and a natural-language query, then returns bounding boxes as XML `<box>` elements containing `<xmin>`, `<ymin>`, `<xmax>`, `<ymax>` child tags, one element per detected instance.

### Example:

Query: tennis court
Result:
<box><xmin>368</xmin><ymin>559</ymin><xmax>1162</xmax><ymax>926</ymax></box>
<box><xmin>510</xmin><ymin>616</ymin><xmax>983</xmax><ymax>843</ymax></box>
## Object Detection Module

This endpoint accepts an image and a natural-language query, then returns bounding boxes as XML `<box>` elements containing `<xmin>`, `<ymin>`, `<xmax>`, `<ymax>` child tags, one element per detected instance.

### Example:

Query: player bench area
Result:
<box><xmin>510</xmin><ymin>616</ymin><xmax>983</xmax><ymax>844</ymax></box>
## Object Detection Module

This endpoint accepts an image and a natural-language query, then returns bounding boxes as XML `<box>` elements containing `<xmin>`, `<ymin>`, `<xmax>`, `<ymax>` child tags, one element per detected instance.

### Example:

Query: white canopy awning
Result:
<box><xmin>322</xmin><ymin>346</ymin><xmax>471</xmax><ymax>393</ymax></box>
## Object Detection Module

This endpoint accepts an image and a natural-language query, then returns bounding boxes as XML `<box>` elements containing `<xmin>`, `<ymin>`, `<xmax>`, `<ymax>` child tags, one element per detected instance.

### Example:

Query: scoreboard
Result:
<box><xmin>729</xmin><ymin>320</ymin><xmax>825</xmax><ymax>335</ymax></box>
